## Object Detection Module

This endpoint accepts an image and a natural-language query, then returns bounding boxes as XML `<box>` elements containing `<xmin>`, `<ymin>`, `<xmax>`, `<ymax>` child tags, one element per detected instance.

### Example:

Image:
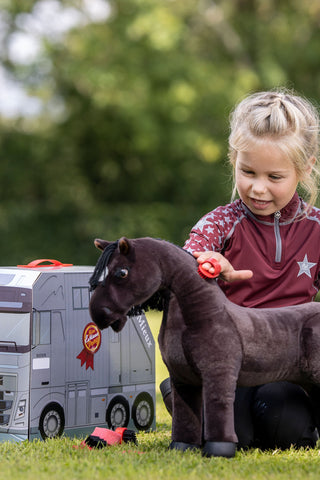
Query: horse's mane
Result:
<box><xmin>128</xmin><ymin>290</ymin><xmax>168</xmax><ymax>315</ymax></box>
<box><xmin>89</xmin><ymin>241</ymin><xmax>119</xmax><ymax>291</ymax></box>
<box><xmin>89</xmin><ymin>237</ymin><xmax>194</xmax><ymax>315</ymax></box>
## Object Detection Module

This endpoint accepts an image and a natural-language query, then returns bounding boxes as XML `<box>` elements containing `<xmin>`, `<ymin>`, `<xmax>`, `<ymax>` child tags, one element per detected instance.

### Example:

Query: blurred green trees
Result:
<box><xmin>1</xmin><ymin>0</ymin><xmax>320</xmax><ymax>264</ymax></box>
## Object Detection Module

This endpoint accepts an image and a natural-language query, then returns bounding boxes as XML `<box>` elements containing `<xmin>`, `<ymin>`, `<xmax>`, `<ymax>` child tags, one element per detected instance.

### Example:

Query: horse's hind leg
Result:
<box><xmin>169</xmin><ymin>381</ymin><xmax>202</xmax><ymax>451</ymax></box>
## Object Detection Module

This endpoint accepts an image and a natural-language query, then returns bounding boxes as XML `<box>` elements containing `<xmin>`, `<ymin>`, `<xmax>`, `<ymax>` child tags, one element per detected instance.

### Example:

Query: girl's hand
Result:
<box><xmin>193</xmin><ymin>251</ymin><xmax>253</xmax><ymax>283</ymax></box>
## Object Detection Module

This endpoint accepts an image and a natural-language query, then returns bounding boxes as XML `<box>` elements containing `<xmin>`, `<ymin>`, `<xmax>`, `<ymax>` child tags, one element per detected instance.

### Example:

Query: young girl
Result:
<box><xmin>161</xmin><ymin>89</ymin><xmax>320</xmax><ymax>449</ymax></box>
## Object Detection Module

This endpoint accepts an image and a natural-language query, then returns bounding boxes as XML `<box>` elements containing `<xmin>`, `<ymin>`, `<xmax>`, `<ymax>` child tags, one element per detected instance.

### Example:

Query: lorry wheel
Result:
<box><xmin>39</xmin><ymin>403</ymin><xmax>65</xmax><ymax>440</ymax></box>
<box><xmin>132</xmin><ymin>392</ymin><xmax>154</xmax><ymax>430</ymax></box>
<box><xmin>106</xmin><ymin>396</ymin><xmax>129</xmax><ymax>429</ymax></box>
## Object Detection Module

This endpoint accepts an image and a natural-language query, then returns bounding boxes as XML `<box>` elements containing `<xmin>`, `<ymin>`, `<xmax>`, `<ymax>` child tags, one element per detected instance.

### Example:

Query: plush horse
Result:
<box><xmin>88</xmin><ymin>236</ymin><xmax>320</xmax><ymax>458</ymax></box>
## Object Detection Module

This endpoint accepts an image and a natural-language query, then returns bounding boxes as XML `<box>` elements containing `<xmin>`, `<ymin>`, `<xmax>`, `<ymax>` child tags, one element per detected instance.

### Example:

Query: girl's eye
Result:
<box><xmin>270</xmin><ymin>175</ymin><xmax>282</xmax><ymax>180</ymax></box>
<box><xmin>115</xmin><ymin>268</ymin><xmax>129</xmax><ymax>279</ymax></box>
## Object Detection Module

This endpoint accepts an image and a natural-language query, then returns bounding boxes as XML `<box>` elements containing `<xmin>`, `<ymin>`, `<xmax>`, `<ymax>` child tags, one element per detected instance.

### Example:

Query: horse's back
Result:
<box><xmin>231</xmin><ymin>301</ymin><xmax>320</xmax><ymax>386</ymax></box>
<box><xmin>300</xmin><ymin>311</ymin><xmax>320</xmax><ymax>383</ymax></box>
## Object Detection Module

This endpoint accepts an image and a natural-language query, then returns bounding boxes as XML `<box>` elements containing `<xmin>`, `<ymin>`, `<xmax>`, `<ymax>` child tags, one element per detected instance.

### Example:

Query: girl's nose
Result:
<box><xmin>251</xmin><ymin>179</ymin><xmax>267</xmax><ymax>195</ymax></box>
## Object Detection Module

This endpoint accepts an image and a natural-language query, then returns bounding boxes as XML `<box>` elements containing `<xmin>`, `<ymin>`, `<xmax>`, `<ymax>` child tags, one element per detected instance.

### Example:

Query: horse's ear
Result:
<box><xmin>118</xmin><ymin>237</ymin><xmax>130</xmax><ymax>255</ymax></box>
<box><xmin>94</xmin><ymin>239</ymin><xmax>111</xmax><ymax>251</ymax></box>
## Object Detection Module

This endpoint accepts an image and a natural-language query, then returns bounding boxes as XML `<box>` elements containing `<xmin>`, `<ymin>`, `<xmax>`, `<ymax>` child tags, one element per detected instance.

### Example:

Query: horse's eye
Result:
<box><xmin>115</xmin><ymin>268</ymin><xmax>129</xmax><ymax>279</ymax></box>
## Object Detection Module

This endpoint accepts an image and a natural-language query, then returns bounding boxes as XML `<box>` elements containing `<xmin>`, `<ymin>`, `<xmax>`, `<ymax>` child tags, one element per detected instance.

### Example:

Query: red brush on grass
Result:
<box><xmin>75</xmin><ymin>427</ymin><xmax>137</xmax><ymax>450</ymax></box>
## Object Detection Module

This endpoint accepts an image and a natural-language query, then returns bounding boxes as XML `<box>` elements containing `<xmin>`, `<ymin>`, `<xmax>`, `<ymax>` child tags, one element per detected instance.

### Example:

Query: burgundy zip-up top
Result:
<box><xmin>184</xmin><ymin>192</ymin><xmax>320</xmax><ymax>308</ymax></box>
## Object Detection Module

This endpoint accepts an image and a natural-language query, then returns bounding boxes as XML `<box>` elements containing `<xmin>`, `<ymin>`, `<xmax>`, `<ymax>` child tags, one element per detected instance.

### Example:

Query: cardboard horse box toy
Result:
<box><xmin>89</xmin><ymin>236</ymin><xmax>320</xmax><ymax>458</ymax></box>
<box><xmin>0</xmin><ymin>258</ymin><xmax>155</xmax><ymax>442</ymax></box>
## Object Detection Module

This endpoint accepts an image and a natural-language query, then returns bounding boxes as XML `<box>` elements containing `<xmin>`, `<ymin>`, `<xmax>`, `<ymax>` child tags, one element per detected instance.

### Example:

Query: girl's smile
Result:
<box><xmin>250</xmin><ymin>198</ymin><xmax>272</xmax><ymax>211</ymax></box>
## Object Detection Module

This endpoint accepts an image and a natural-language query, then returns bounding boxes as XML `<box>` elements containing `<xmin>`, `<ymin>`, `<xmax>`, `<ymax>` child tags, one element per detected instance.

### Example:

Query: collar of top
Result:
<box><xmin>242</xmin><ymin>191</ymin><xmax>302</xmax><ymax>225</ymax></box>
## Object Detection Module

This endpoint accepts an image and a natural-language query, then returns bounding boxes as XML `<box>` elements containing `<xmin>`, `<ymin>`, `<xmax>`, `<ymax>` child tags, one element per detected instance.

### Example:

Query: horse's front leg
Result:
<box><xmin>183</xmin><ymin>324</ymin><xmax>241</xmax><ymax>458</ymax></box>
<box><xmin>201</xmin><ymin>361</ymin><xmax>240</xmax><ymax>458</ymax></box>
<box><xmin>170</xmin><ymin>379</ymin><xmax>202</xmax><ymax>451</ymax></box>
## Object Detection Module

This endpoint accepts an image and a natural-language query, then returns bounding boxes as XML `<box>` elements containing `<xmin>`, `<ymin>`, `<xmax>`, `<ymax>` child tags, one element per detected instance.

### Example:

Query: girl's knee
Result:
<box><xmin>252</xmin><ymin>382</ymin><xmax>318</xmax><ymax>449</ymax></box>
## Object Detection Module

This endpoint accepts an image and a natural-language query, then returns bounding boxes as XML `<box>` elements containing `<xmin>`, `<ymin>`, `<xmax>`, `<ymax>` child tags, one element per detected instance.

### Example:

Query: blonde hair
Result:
<box><xmin>228</xmin><ymin>90</ymin><xmax>320</xmax><ymax>207</ymax></box>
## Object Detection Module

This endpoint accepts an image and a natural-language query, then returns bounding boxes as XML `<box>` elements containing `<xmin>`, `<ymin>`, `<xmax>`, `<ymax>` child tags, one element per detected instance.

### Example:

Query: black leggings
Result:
<box><xmin>235</xmin><ymin>382</ymin><xmax>318</xmax><ymax>449</ymax></box>
<box><xmin>161</xmin><ymin>379</ymin><xmax>319</xmax><ymax>450</ymax></box>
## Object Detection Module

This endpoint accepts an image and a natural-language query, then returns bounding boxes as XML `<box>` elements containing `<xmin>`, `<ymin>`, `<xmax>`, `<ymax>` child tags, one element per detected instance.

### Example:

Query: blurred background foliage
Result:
<box><xmin>0</xmin><ymin>0</ymin><xmax>320</xmax><ymax>264</ymax></box>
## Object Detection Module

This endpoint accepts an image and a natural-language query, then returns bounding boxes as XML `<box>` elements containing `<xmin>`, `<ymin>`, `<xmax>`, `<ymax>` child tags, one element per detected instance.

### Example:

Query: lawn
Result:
<box><xmin>1</xmin><ymin>312</ymin><xmax>320</xmax><ymax>480</ymax></box>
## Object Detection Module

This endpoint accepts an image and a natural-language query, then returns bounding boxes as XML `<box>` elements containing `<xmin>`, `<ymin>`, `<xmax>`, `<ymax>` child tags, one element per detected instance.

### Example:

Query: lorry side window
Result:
<box><xmin>32</xmin><ymin>311</ymin><xmax>51</xmax><ymax>346</ymax></box>
<box><xmin>72</xmin><ymin>287</ymin><xmax>90</xmax><ymax>310</ymax></box>
<box><xmin>39</xmin><ymin>311</ymin><xmax>51</xmax><ymax>344</ymax></box>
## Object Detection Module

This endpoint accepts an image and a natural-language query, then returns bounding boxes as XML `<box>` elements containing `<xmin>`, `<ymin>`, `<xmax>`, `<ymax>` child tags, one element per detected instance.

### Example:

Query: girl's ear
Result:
<box><xmin>306</xmin><ymin>156</ymin><xmax>316</xmax><ymax>175</ymax></box>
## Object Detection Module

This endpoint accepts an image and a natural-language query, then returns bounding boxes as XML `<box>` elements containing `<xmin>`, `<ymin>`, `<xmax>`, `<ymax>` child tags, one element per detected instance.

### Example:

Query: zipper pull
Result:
<box><xmin>274</xmin><ymin>211</ymin><xmax>282</xmax><ymax>263</ymax></box>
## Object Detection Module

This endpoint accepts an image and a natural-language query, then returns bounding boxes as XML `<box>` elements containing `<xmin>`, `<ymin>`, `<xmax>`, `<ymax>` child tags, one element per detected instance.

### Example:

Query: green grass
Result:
<box><xmin>1</xmin><ymin>312</ymin><xmax>320</xmax><ymax>480</ymax></box>
<box><xmin>2</xmin><ymin>429</ymin><xmax>320</xmax><ymax>480</ymax></box>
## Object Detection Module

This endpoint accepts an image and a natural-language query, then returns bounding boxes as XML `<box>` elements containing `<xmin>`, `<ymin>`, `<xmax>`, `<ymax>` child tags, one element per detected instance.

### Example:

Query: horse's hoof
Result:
<box><xmin>169</xmin><ymin>441</ymin><xmax>200</xmax><ymax>452</ymax></box>
<box><xmin>202</xmin><ymin>441</ymin><xmax>236</xmax><ymax>458</ymax></box>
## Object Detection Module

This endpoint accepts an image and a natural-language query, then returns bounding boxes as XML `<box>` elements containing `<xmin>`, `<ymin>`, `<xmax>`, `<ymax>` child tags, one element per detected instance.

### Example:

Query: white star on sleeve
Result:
<box><xmin>194</xmin><ymin>217</ymin><xmax>208</xmax><ymax>233</ymax></box>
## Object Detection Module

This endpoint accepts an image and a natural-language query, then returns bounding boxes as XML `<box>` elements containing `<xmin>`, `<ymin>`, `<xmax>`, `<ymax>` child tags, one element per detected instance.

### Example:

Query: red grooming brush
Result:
<box><xmin>77</xmin><ymin>427</ymin><xmax>137</xmax><ymax>450</ymax></box>
<box><xmin>198</xmin><ymin>258</ymin><xmax>221</xmax><ymax>279</ymax></box>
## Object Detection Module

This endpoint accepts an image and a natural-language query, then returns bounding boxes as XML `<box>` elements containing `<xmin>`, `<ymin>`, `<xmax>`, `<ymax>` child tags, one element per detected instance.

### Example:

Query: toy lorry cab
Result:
<box><xmin>0</xmin><ymin>260</ymin><xmax>155</xmax><ymax>442</ymax></box>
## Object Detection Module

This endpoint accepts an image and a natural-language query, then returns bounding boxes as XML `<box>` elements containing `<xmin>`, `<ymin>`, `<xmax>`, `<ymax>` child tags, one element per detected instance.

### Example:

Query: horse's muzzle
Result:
<box><xmin>89</xmin><ymin>301</ymin><xmax>128</xmax><ymax>332</ymax></box>
<box><xmin>89</xmin><ymin>302</ymin><xmax>114</xmax><ymax>330</ymax></box>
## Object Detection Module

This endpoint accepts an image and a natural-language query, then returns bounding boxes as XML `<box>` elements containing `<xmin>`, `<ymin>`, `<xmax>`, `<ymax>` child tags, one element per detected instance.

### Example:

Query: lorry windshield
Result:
<box><xmin>0</xmin><ymin>312</ymin><xmax>30</xmax><ymax>352</ymax></box>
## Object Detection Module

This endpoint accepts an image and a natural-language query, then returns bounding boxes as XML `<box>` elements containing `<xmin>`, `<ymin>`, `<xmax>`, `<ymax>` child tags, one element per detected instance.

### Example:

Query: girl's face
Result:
<box><xmin>235</xmin><ymin>141</ymin><xmax>299</xmax><ymax>216</ymax></box>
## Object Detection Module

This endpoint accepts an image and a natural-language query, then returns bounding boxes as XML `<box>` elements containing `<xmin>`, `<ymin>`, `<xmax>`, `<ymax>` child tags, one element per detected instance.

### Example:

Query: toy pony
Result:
<box><xmin>89</xmin><ymin>236</ymin><xmax>320</xmax><ymax>458</ymax></box>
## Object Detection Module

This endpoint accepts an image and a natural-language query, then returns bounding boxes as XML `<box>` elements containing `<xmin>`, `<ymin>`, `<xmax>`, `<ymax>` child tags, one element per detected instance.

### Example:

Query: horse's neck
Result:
<box><xmin>174</xmin><ymin>273</ymin><xmax>225</xmax><ymax>319</ymax></box>
<box><xmin>159</xmin><ymin>242</ymin><xmax>226</xmax><ymax>321</ymax></box>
